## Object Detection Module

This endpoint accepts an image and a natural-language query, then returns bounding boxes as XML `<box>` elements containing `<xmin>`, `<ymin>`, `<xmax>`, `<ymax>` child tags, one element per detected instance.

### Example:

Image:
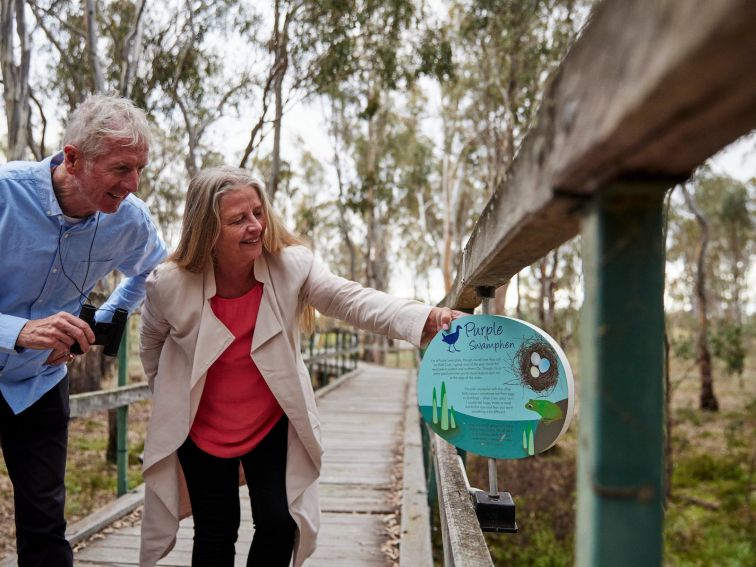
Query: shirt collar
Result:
<box><xmin>35</xmin><ymin>152</ymin><xmax>64</xmax><ymax>217</ymax></box>
<box><xmin>37</xmin><ymin>152</ymin><xmax>96</xmax><ymax>227</ymax></box>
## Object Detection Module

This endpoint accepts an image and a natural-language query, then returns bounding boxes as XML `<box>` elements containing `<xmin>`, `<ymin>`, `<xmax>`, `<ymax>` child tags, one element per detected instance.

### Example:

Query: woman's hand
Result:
<box><xmin>420</xmin><ymin>307</ymin><xmax>465</xmax><ymax>347</ymax></box>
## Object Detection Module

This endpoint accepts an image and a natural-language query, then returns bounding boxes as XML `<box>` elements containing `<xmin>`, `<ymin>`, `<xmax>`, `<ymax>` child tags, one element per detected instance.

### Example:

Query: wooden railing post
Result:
<box><xmin>577</xmin><ymin>181</ymin><xmax>667</xmax><ymax>567</ymax></box>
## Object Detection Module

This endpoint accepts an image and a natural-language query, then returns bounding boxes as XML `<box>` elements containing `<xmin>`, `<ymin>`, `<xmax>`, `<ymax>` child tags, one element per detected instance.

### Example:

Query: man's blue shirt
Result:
<box><xmin>0</xmin><ymin>153</ymin><xmax>167</xmax><ymax>414</ymax></box>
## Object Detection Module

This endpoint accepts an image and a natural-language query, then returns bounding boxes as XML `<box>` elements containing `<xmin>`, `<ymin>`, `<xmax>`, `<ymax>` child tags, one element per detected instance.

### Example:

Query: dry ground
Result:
<box><xmin>0</xmin><ymin>398</ymin><xmax>151</xmax><ymax>560</ymax></box>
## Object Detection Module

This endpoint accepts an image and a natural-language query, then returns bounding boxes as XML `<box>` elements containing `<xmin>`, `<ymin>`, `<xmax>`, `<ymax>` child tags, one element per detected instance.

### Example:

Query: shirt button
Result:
<box><xmin>47</xmin><ymin>210</ymin><xmax>52</xmax><ymax>215</ymax></box>
<box><xmin>64</xmin><ymin>234</ymin><xmax>69</xmax><ymax>239</ymax></box>
<box><xmin>52</xmin><ymin>268</ymin><xmax>58</xmax><ymax>273</ymax></box>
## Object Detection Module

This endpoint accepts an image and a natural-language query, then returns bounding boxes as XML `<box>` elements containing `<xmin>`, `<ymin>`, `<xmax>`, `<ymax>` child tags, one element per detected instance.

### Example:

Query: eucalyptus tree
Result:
<box><xmin>20</xmin><ymin>0</ymin><xmax>262</xmax><ymax>398</ymax></box>
<box><xmin>681</xmin><ymin>181</ymin><xmax>717</xmax><ymax>411</ymax></box>
<box><xmin>287</xmin><ymin>0</ymin><xmax>426</xmax><ymax>294</ymax></box>
<box><xmin>667</xmin><ymin>167</ymin><xmax>754</xmax><ymax>410</ymax></box>
<box><xmin>428</xmin><ymin>0</ymin><xmax>589</xmax><ymax>298</ymax></box>
<box><xmin>1</xmin><ymin>0</ymin><xmax>32</xmax><ymax>159</ymax></box>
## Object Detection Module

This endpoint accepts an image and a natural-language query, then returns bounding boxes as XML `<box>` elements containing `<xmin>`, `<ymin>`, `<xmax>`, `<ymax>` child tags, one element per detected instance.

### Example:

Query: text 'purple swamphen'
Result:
<box><xmin>441</xmin><ymin>326</ymin><xmax>461</xmax><ymax>352</ymax></box>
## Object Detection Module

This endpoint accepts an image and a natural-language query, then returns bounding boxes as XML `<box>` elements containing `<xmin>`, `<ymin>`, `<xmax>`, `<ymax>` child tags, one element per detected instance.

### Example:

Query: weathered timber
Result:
<box><xmin>70</xmin><ymin>364</ymin><xmax>427</xmax><ymax>566</ymax></box>
<box><xmin>400</xmin><ymin>377</ymin><xmax>433</xmax><ymax>567</ymax></box>
<box><xmin>68</xmin><ymin>343</ymin><xmax>360</xmax><ymax>419</ymax></box>
<box><xmin>443</xmin><ymin>0</ymin><xmax>756</xmax><ymax>309</ymax></box>
<box><xmin>431</xmin><ymin>431</ymin><xmax>494</xmax><ymax>567</ymax></box>
<box><xmin>70</xmin><ymin>383</ymin><xmax>150</xmax><ymax>417</ymax></box>
<box><xmin>67</xmin><ymin>485</ymin><xmax>145</xmax><ymax>545</ymax></box>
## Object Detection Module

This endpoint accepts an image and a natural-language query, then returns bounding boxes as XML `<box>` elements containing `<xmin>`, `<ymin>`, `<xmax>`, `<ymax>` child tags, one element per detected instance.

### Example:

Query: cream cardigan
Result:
<box><xmin>138</xmin><ymin>245</ymin><xmax>431</xmax><ymax>566</ymax></box>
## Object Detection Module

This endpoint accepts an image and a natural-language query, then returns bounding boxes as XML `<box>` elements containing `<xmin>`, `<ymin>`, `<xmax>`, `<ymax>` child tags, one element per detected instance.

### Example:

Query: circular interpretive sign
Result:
<box><xmin>418</xmin><ymin>314</ymin><xmax>574</xmax><ymax>459</ymax></box>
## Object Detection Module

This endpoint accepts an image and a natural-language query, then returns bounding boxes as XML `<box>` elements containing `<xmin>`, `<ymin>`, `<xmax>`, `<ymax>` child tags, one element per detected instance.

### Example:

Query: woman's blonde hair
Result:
<box><xmin>170</xmin><ymin>166</ymin><xmax>314</xmax><ymax>331</ymax></box>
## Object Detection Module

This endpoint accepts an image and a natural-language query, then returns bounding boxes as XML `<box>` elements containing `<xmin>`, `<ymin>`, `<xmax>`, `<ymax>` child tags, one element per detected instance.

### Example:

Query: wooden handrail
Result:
<box><xmin>70</xmin><ymin>328</ymin><xmax>364</xmax><ymax>418</ymax></box>
<box><xmin>70</xmin><ymin>382</ymin><xmax>151</xmax><ymax>417</ymax></box>
<box><xmin>430</xmin><ymin>432</ymin><xmax>494</xmax><ymax>567</ymax></box>
<box><xmin>428</xmin><ymin>1</ymin><xmax>756</xmax><ymax>565</ymax></box>
<box><xmin>442</xmin><ymin>0</ymin><xmax>756</xmax><ymax>310</ymax></box>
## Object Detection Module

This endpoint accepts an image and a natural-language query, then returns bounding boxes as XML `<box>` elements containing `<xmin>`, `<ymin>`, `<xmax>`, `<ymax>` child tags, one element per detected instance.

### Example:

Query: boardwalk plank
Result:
<box><xmin>72</xmin><ymin>364</ymin><xmax>415</xmax><ymax>566</ymax></box>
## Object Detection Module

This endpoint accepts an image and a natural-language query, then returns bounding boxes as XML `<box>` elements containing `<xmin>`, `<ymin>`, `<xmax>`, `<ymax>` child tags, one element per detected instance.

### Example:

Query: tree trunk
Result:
<box><xmin>537</xmin><ymin>258</ymin><xmax>547</xmax><ymax>328</ymax></box>
<box><xmin>546</xmin><ymin>249</ymin><xmax>559</xmax><ymax>332</ymax></box>
<box><xmin>67</xmin><ymin>346</ymin><xmax>117</xmax><ymax>394</ymax></box>
<box><xmin>106</xmin><ymin>409</ymin><xmax>118</xmax><ymax>463</ymax></box>
<box><xmin>1</xmin><ymin>0</ymin><xmax>32</xmax><ymax>160</ymax></box>
<box><xmin>729</xmin><ymin>223</ymin><xmax>743</xmax><ymax>325</ymax></box>
<box><xmin>662</xmin><ymin>188</ymin><xmax>673</xmax><ymax>503</ymax></box>
<box><xmin>85</xmin><ymin>0</ymin><xmax>105</xmax><ymax>93</ymax></box>
<box><xmin>269</xmin><ymin>0</ymin><xmax>290</xmax><ymax>201</ymax></box>
<box><xmin>515</xmin><ymin>272</ymin><xmax>522</xmax><ymax>319</ymax></box>
<box><xmin>330</xmin><ymin>98</ymin><xmax>357</xmax><ymax>280</ymax></box>
<box><xmin>362</xmin><ymin>86</ymin><xmax>387</xmax><ymax>364</ymax></box>
<box><xmin>494</xmin><ymin>281</ymin><xmax>509</xmax><ymax>315</ymax></box>
<box><xmin>664</xmin><ymin>331</ymin><xmax>672</xmax><ymax>502</ymax></box>
<box><xmin>118</xmin><ymin>0</ymin><xmax>147</xmax><ymax>97</ymax></box>
<box><xmin>682</xmin><ymin>185</ymin><xmax>718</xmax><ymax>411</ymax></box>
<box><xmin>441</xmin><ymin>151</ymin><xmax>453</xmax><ymax>293</ymax></box>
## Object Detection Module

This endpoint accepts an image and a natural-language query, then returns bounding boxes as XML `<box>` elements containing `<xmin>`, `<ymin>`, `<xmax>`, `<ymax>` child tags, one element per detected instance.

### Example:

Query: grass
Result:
<box><xmin>665</xmin><ymin>394</ymin><xmax>755</xmax><ymax>567</ymax></box>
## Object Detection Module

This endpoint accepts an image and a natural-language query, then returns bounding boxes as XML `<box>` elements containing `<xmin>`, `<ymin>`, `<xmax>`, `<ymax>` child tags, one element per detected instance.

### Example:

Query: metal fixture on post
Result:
<box><xmin>469</xmin><ymin>285</ymin><xmax>517</xmax><ymax>533</ymax></box>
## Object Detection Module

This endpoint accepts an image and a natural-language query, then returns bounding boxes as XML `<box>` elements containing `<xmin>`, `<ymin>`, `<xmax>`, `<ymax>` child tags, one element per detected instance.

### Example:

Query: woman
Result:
<box><xmin>138</xmin><ymin>166</ymin><xmax>461</xmax><ymax>567</ymax></box>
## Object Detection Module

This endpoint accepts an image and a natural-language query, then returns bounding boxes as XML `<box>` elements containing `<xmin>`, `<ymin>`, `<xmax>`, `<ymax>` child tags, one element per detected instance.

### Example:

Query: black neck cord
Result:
<box><xmin>56</xmin><ymin>212</ymin><xmax>116</xmax><ymax>313</ymax></box>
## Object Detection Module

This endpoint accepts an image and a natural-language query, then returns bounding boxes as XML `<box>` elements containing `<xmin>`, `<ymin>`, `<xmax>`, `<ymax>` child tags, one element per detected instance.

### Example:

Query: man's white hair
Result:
<box><xmin>63</xmin><ymin>94</ymin><xmax>150</xmax><ymax>158</ymax></box>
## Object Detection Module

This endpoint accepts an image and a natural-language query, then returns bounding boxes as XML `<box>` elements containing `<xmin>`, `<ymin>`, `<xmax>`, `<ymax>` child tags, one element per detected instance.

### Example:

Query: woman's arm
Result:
<box><xmin>139</xmin><ymin>271</ymin><xmax>170</xmax><ymax>391</ymax></box>
<box><xmin>302</xmin><ymin>254</ymin><xmax>462</xmax><ymax>347</ymax></box>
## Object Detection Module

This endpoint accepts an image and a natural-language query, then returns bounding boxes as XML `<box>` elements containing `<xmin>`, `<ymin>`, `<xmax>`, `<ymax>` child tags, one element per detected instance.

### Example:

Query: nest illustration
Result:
<box><xmin>514</xmin><ymin>337</ymin><xmax>558</xmax><ymax>394</ymax></box>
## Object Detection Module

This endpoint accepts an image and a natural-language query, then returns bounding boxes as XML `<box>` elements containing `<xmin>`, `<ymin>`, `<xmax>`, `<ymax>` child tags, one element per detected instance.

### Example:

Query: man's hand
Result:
<box><xmin>16</xmin><ymin>312</ymin><xmax>95</xmax><ymax>353</ymax></box>
<box><xmin>420</xmin><ymin>307</ymin><xmax>465</xmax><ymax>347</ymax></box>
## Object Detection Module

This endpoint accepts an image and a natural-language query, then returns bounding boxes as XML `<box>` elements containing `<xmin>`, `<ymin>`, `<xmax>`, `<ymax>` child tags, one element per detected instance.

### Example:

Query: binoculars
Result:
<box><xmin>70</xmin><ymin>304</ymin><xmax>128</xmax><ymax>357</ymax></box>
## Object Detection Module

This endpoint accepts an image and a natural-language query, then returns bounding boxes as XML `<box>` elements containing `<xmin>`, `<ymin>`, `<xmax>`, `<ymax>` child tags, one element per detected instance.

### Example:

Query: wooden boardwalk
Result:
<box><xmin>73</xmin><ymin>363</ymin><xmax>420</xmax><ymax>566</ymax></box>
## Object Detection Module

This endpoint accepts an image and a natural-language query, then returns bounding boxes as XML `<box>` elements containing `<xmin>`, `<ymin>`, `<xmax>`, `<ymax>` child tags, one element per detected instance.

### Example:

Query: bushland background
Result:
<box><xmin>1</xmin><ymin>1</ymin><xmax>754</xmax><ymax>564</ymax></box>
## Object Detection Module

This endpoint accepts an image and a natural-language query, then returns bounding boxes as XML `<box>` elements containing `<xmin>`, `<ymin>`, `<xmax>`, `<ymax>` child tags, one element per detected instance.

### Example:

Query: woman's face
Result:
<box><xmin>213</xmin><ymin>184</ymin><xmax>267</xmax><ymax>271</ymax></box>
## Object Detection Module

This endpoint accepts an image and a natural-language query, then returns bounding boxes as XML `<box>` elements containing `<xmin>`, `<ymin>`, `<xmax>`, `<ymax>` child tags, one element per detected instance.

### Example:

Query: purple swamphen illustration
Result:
<box><xmin>441</xmin><ymin>325</ymin><xmax>462</xmax><ymax>352</ymax></box>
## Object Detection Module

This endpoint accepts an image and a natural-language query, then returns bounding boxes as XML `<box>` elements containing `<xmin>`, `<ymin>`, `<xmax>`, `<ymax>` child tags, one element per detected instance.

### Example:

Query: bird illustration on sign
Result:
<box><xmin>441</xmin><ymin>325</ymin><xmax>461</xmax><ymax>352</ymax></box>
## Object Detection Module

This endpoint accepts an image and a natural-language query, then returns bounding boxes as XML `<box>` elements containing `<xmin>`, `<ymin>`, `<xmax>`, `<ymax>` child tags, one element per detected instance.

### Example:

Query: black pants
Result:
<box><xmin>177</xmin><ymin>416</ymin><xmax>297</xmax><ymax>567</ymax></box>
<box><xmin>0</xmin><ymin>378</ymin><xmax>72</xmax><ymax>567</ymax></box>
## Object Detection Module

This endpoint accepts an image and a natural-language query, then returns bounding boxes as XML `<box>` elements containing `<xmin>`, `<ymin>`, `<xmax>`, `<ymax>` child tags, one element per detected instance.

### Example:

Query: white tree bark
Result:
<box><xmin>1</xmin><ymin>0</ymin><xmax>32</xmax><ymax>159</ymax></box>
<box><xmin>85</xmin><ymin>0</ymin><xmax>105</xmax><ymax>92</ymax></box>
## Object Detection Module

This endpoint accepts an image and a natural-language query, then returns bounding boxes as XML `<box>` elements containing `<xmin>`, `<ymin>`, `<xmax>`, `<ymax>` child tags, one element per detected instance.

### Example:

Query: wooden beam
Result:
<box><xmin>444</xmin><ymin>0</ymin><xmax>756</xmax><ymax>309</ymax></box>
<box><xmin>431</xmin><ymin>432</ymin><xmax>494</xmax><ymax>567</ymax></box>
<box><xmin>68</xmin><ymin>340</ymin><xmax>363</xmax><ymax>418</ymax></box>
<box><xmin>400</xmin><ymin>376</ymin><xmax>433</xmax><ymax>567</ymax></box>
<box><xmin>69</xmin><ymin>383</ymin><xmax>150</xmax><ymax>417</ymax></box>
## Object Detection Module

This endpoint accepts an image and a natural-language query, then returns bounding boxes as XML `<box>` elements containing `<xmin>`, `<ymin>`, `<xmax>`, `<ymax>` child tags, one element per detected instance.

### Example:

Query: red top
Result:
<box><xmin>190</xmin><ymin>282</ymin><xmax>284</xmax><ymax>458</ymax></box>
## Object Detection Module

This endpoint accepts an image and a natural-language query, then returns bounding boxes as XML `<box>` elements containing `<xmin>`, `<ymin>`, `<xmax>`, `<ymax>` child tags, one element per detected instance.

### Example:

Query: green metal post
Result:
<box><xmin>116</xmin><ymin>323</ymin><xmax>129</xmax><ymax>496</ymax></box>
<box><xmin>578</xmin><ymin>182</ymin><xmax>667</xmax><ymax>567</ymax></box>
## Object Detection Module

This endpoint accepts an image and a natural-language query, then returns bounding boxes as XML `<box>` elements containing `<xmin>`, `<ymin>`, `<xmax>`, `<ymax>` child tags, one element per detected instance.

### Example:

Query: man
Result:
<box><xmin>0</xmin><ymin>94</ymin><xmax>167</xmax><ymax>566</ymax></box>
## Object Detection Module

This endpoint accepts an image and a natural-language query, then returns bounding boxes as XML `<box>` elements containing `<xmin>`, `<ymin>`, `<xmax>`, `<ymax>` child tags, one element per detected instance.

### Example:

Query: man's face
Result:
<box><xmin>66</xmin><ymin>140</ymin><xmax>149</xmax><ymax>214</ymax></box>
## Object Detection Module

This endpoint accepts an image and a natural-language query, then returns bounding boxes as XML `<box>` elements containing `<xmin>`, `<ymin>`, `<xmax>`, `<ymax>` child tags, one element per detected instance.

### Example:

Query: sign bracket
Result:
<box><xmin>472</xmin><ymin>285</ymin><xmax>518</xmax><ymax>533</ymax></box>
